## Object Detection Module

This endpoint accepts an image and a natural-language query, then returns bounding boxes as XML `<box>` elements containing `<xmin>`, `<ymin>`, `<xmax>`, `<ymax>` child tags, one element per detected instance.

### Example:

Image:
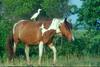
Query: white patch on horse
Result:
<box><xmin>48</xmin><ymin>18</ymin><xmax>64</xmax><ymax>30</ymax></box>
<box><xmin>56</xmin><ymin>28</ymin><xmax>61</xmax><ymax>33</ymax></box>
<box><xmin>40</xmin><ymin>24</ymin><xmax>48</xmax><ymax>36</ymax></box>
<box><xmin>72</xmin><ymin>34</ymin><xmax>75</xmax><ymax>41</ymax></box>
<box><xmin>40</xmin><ymin>18</ymin><xmax>64</xmax><ymax>35</ymax></box>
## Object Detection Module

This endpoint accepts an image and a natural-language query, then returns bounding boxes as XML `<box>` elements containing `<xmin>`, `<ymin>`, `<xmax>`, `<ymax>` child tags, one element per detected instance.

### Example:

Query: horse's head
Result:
<box><xmin>59</xmin><ymin>18</ymin><xmax>74</xmax><ymax>42</ymax></box>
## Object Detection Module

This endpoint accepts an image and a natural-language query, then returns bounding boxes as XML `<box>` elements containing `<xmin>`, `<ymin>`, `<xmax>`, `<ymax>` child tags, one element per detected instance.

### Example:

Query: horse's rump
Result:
<box><xmin>13</xmin><ymin>20</ymin><xmax>42</xmax><ymax>45</ymax></box>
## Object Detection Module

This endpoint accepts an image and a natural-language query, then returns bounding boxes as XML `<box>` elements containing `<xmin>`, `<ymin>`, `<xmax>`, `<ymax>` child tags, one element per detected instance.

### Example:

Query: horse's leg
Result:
<box><xmin>38</xmin><ymin>41</ymin><xmax>44</xmax><ymax>65</ymax></box>
<box><xmin>25</xmin><ymin>45</ymin><xmax>30</xmax><ymax>65</ymax></box>
<box><xmin>13</xmin><ymin>42</ymin><xmax>17</xmax><ymax>54</ymax></box>
<box><xmin>12</xmin><ymin>42</ymin><xmax>18</xmax><ymax>63</ymax></box>
<box><xmin>13</xmin><ymin>42</ymin><xmax>18</xmax><ymax>59</ymax></box>
<box><xmin>48</xmin><ymin>43</ymin><xmax>56</xmax><ymax>64</ymax></box>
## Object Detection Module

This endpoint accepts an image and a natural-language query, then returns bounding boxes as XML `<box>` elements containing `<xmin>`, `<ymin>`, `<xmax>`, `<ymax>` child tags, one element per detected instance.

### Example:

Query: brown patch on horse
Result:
<box><xmin>13</xmin><ymin>20</ymin><xmax>42</xmax><ymax>45</ymax></box>
<box><xmin>39</xmin><ymin>19</ymin><xmax>52</xmax><ymax>29</ymax></box>
<box><xmin>42</xmin><ymin>29</ymin><xmax>56</xmax><ymax>44</ymax></box>
<box><xmin>43</xmin><ymin>20</ymin><xmax>52</xmax><ymax>29</ymax></box>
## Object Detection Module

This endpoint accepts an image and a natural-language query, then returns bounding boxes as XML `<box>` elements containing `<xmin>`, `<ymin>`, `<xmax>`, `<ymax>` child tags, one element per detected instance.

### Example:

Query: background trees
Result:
<box><xmin>78</xmin><ymin>0</ymin><xmax>100</xmax><ymax>28</ymax></box>
<box><xmin>41</xmin><ymin>0</ymin><xmax>70</xmax><ymax>18</ymax></box>
<box><xmin>77</xmin><ymin>0</ymin><xmax>100</xmax><ymax>56</ymax></box>
<box><xmin>2</xmin><ymin>0</ymin><xmax>70</xmax><ymax>20</ymax></box>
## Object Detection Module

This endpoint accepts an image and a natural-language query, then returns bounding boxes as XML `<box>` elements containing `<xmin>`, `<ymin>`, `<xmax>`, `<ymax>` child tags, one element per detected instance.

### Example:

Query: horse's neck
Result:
<box><xmin>39</xmin><ymin>18</ymin><xmax>64</xmax><ymax>30</ymax></box>
<box><xmin>48</xmin><ymin>18</ymin><xmax>64</xmax><ymax>30</ymax></box>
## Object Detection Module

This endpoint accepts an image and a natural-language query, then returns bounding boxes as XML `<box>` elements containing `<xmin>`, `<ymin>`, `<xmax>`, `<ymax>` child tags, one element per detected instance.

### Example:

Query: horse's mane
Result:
<box><xmin>64</xmin><ymin>18</ymin><xmax>72</xmax><ymax>30</ymax></box>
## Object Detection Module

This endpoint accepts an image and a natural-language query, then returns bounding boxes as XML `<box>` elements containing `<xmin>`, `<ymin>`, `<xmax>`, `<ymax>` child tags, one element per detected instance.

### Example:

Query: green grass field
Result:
<box><xmin>0</xmin><ymin>55</ymin><xmax>100</xmax><ymax>66</ymax></box>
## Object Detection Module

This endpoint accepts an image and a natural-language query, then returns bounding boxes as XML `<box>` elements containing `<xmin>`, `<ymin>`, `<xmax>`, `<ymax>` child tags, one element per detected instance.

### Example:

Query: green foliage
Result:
<box><xmin>2</xmin><ymin>0</ymin><xmax>43</xmax><ymax>20</ymax></box>
<box><xmin>74</xmin><ymin>31</ymin><xmax>98</xmax><ymax>56</ymax></box>
<box><xmin>77</xmin><ymin>0</ymin><xmax>100</xmax><ymax>56</ymax></box>
<box><xmin>2</xmin><ymin>0</ymin><xmax>70</xmax><ymax>20</ymax></box>
<box><xmin>41</xmin><ymin>0</ymin><xmax>69</xmax><ymax>18</ymax></box>
<box><xmin>78</xmin><ymin>0</ymin><xmax>100</xmax><ymax>27</ymax></box>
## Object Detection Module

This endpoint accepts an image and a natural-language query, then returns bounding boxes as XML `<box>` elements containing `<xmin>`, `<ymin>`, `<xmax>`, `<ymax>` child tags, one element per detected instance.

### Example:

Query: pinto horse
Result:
<box><xmin>6</xmin><ymin>18</ymin><xmax>74</xmax><ymax>65</ymax></box>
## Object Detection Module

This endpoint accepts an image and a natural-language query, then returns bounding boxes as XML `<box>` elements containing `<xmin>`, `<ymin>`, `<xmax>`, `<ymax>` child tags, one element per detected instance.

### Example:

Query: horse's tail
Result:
<box><xmin>6</xmin><ymin>33</ymin><xmax>14</xmax><ymax>62</ymax></box>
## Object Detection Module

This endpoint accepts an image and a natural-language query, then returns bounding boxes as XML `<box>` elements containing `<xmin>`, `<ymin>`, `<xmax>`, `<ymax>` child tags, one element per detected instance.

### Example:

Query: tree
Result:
<box><xmin>2</xmin><ymin>0</ymin><xmax>72</xmax><ymax>20</ymax></box>
<box><xmin>77</xmin><ymin>0</ymin><xmax>100</xmax><ymax>56</ymax></box>
<box><xmin>2</xmin><ymin>0</ymin><xmax>43</xmax><ymax>21</ymax></box>
<box><xmin>41</xmin><ymin>0</ymin><xmax>70</xmax><ymax>18</ymax></box>
<box><xmin>78</xmin><ymin>0</ymin><xmax>100</xmax><ymax>28</ymax></box>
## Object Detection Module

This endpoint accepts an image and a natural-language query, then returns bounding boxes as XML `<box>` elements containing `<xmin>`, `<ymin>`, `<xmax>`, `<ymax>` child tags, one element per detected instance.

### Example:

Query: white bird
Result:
<box><xmin>30</xmin><ymin>9</ymin><xmax>42</xmax><ymax>20</ymax></box>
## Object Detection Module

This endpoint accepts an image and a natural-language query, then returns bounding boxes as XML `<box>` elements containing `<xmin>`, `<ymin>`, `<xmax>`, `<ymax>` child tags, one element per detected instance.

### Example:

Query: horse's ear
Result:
<box><xmin>64</xmin><ymin>18</ymin><xmax>67</xmax><ymax>22</ymax></box>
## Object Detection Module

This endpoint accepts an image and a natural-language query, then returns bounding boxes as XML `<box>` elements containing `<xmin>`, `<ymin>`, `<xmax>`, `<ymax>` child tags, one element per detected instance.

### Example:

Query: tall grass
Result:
<box><xmin>0</xmin><ymin>55</ymin><xmax>100</xmax><ymax>66</ymax></box>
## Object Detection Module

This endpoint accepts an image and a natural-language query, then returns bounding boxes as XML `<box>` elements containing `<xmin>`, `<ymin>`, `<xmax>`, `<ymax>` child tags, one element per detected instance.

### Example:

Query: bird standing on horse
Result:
<box><xmin>30</xmin><ymin>8</ymin><xmax>42</xmax><ymax>21</ymax></box>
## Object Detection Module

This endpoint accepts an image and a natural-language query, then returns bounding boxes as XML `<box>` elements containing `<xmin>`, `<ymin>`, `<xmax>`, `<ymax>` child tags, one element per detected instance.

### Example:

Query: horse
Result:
<box><xmin>6</xmin><ymin>18</ymin><xmax>74</xmax><ymax>65</ymax></box>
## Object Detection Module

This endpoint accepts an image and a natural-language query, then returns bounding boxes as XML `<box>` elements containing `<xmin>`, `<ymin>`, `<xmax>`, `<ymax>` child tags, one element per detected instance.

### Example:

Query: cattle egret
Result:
<box><xmin>30</xmin><ymin>9</ymin><xmax>42</xmax><ymax>20</ymax></box>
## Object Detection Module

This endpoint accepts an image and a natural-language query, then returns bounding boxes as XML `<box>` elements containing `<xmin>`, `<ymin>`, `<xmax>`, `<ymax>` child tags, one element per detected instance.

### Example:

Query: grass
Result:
<box><xmin>0</xmin><ymin>55</ymin><xmax>100</xmax><ymax>67</ymax></box>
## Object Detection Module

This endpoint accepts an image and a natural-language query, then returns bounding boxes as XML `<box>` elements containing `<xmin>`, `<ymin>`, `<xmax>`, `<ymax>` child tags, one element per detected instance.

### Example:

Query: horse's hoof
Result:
<box><xmin>38</xmin><ymin>64</ymin><xmax>41</xmax><ymax>66</ymax></box>
<box><xmin>52</xmin><ymin>63</ymin><xmax>56</xmax><ymax>67</ymax></box>
<box><xmin>26</xmin><ymin>64</ymin><xmax>33</xmax><ymax>67</ymax></box>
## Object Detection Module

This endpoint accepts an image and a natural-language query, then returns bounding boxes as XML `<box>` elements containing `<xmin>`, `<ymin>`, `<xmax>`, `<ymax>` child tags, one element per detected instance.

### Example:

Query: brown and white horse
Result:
<box><xmin>6</xmin><ymin>18</ymin><xmax>74</xmax><ymax>65</ymax></box>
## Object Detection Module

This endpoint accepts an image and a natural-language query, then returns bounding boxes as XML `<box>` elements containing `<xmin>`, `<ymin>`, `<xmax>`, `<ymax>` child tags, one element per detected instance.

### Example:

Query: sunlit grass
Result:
<box><xmin>0</xmin><ymin>55</ymin><xmax>100</xmax><ymax>66</ymax></box>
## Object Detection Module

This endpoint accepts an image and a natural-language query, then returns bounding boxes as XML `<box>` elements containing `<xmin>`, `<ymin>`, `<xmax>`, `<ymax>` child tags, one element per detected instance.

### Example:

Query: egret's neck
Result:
<box><xmin>38</xmin><ymin>10</ymin><xmax>41</xmax><ymax>13</ymax></box>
